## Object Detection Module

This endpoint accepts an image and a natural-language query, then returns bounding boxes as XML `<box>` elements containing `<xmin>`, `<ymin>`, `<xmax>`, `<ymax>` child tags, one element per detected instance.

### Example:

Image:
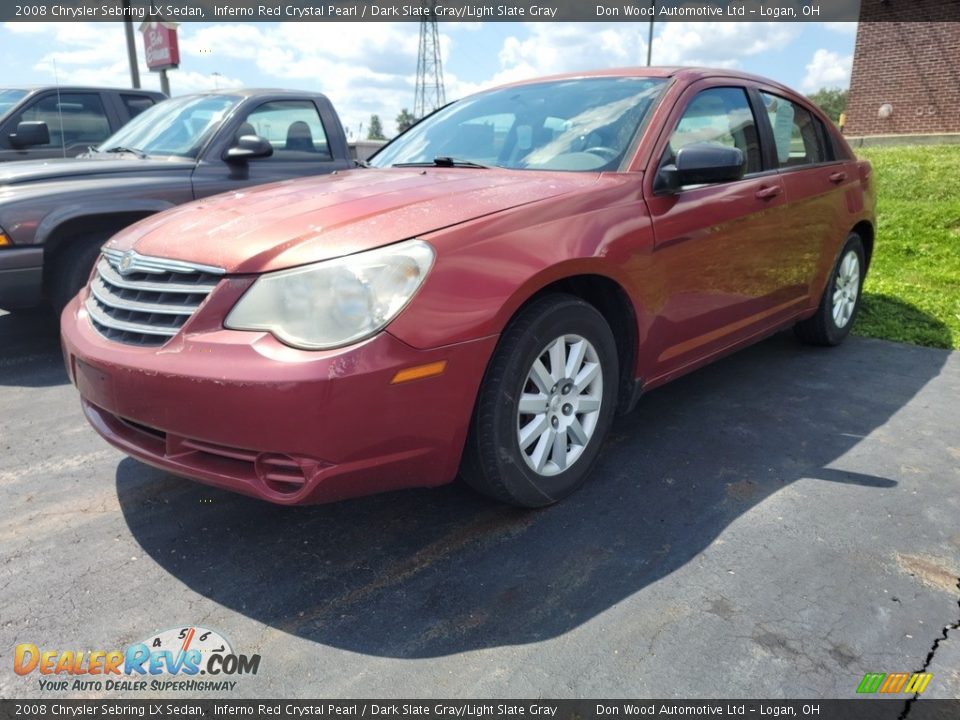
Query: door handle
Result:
<box><xmin>829</xmin><ymin>171</ymin><xmax>848</xmax><ymax>184</ymax></box>
<box><xmin>755</xmin><ymin>185</ymin><xmax>782</xmax><ymax>200</ymax></box>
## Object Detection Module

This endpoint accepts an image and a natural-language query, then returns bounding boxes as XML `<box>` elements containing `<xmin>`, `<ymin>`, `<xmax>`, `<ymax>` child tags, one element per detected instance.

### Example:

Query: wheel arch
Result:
<box><xmin>851</xmin><ymin>219</ymin><xmax>874</xmax><ymax>271</ymax></box>
<box><xmin>42</xmin><ymin>211</ymin><xmax>160</xmax><ymax>258</ymax></box>
<box><xmin>510</xmin><ymin>273</ymin><xmax>641</xmax><ymax>415</ymax></box>
<box><xmin>40</xmin><ymin>210</ymin><xmax>161</xmax><ymax>291</ymax></box>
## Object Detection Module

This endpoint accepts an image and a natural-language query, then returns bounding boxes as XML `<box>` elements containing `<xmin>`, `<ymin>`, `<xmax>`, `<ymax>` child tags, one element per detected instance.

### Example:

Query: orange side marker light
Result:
<box><xmin>391</xmin><ymin>360</ymin><xmax>447</xmax><ymax>384</ymax></box>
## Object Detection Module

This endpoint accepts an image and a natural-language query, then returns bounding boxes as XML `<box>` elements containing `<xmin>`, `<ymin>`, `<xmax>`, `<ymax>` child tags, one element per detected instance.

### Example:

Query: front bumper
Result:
<box><xmin>61</xmin><ymin>289</ymin><xmax>496</xmax><ymax>505</ymax></box>
<box><xmin>0</xmin><ymin>247</ymin><xmax>43</xmax><ymax>309</ymax></box>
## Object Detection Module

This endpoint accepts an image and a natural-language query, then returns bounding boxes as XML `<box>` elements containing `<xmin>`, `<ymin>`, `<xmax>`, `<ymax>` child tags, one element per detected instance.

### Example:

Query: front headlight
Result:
<box><xmin>225</xmin><ymin>239</ymin><xmax>434</xmax><ymax>350</ymax></box>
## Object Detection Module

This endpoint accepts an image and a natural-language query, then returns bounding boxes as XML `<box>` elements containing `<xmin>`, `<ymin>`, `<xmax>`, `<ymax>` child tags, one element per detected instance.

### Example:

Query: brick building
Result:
<box><xmin>845</xmin><ymin>0</ymin><xmax>960</xmax><ymax>136</ymax></box>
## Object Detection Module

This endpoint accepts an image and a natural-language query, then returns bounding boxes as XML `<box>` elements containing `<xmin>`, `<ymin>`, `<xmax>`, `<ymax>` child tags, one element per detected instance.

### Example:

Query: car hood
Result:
<box><xmin>106</xmin><ymin>167</ymin><xmax>602</xmax><ymax>273</ymax></box>
<box><xmin>0</xmin><ymin>156</ymin><xmax>189</xmax><ymax>186</ymax></box>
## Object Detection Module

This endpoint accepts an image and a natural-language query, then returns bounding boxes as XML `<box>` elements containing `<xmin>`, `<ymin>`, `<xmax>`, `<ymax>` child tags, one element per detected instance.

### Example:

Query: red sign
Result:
<box><xmin>140</xmin><ymin>22</ymin><xmax>180</xmax><ymax>71</ymax></box>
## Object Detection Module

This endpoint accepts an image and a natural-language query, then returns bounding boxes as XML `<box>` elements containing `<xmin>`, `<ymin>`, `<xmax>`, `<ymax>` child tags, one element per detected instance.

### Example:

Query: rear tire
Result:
<box><xmin>795</xmin><ymin>233</ymin><xmax>866</xmax><ymax>347</ymax></box>
<box><xmin>461</xmin><ymin>294</ymin><xmax>619</xmax><ymax>508</ymax></box>
<box><xmin>49</xmin><ymin>235</ymin><xmax>107</xmax><ymax>316</ymax></box>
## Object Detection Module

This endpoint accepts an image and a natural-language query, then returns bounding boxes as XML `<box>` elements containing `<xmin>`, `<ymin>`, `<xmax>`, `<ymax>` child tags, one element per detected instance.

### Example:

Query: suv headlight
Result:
<box><xmin>225</xmin><ymin>239</ymin><xmax>434</xmax><ymax>350</ymax></box>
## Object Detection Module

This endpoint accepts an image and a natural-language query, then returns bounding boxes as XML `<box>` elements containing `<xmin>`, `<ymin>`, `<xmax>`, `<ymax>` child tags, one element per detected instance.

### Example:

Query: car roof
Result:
<box><xmin>494</xmin><ymin>66</ymin><xmax>799</xmax><ymax>95</ymax></box>
<box><xmin>196</xmin><ymin>88</ymin><xmax>332</xmax><ymax>99</ymax></box>
<box><xmin>2</xmin><ymin>86</ymin><xmax>165</xmax><ymax>96</ymax></box>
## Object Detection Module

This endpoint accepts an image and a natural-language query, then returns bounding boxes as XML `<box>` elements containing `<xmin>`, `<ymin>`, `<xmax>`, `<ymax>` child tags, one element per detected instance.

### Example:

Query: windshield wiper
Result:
<box><xmin>103</xmin><ymin>146</ymin><xmax>148</xmax><ymax>159</ymax></box>
<box><xmin>394</xmin><ymin>156</ymin><xmax>492</xmax><ymax>169</ymax></box>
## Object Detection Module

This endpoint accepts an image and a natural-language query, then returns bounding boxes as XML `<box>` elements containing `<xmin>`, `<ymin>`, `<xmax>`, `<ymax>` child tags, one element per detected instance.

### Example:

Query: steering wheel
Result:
<box><xmin>583</xmin><ymin>146</ymin><xmax>619</xmax><ymax>161</ymax></box>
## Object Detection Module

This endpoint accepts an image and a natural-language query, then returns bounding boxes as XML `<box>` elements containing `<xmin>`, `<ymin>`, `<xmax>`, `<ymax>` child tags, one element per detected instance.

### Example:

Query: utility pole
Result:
<box><xmin>123</xmin><ymin>0</ymin><xmax>140</xmax><ymax>88</ymax></box>
<box><xmin>647</xmin><ymin>1</ymin><xmax>655</xmax><ymax>66</ymax></box>
<box><xmin>414</xmin><ymin>0</ymin><xmax>446</xmax><ymax>119</ymax></box>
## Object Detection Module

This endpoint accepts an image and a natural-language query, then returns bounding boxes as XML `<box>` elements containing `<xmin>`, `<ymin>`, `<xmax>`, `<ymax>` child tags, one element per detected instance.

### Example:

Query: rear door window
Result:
<box><xmin>120</xmin><ymin>94</ymin><xmax>156</xmax><ymax>120</ymax></box>
<box><xmin>760</xmin><ymin>92</ymin><xmax>828</xmax><ymax>168</ymax></box>
<box><xmin>18</xmin><ymin>92</ymin><xmax>111</xmax><ymax>150</ymax></box>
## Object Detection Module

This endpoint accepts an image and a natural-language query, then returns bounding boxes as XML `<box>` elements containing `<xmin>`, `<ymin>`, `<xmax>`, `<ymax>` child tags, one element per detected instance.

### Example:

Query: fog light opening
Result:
<box><xmin>254</xmin><ymin>453</ymin><xmax>308</xmax><ymax>495</ymax></box>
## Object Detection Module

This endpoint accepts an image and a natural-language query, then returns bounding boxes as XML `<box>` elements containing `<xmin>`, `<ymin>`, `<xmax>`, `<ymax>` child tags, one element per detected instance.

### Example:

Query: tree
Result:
<box><xmin>396</xmin><ymin>108</ymin><xmax>416</xmax><ymax>134</ymax></box>
<box><xmin>806</xmin><ymin>88</ymin><xmax>849</xmax><ymax>124</ymax></box>
<box><xmin>367</xmin><ymin>115</ymin><xmax>385</xmax><ymax>141</ymax></box>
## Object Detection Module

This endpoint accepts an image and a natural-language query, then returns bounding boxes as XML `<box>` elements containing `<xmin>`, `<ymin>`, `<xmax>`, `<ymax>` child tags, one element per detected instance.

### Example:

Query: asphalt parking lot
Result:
<box><xmin>1</xmin><ymin>307</ymin><xmax>958</xmax><ymax>700</ymax></box>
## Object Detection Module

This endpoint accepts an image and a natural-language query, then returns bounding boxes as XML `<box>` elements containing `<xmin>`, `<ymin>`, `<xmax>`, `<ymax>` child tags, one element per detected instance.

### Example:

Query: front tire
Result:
<box><xmin>50</xmin><ymin>235</ymin><xmax>106</xmax><ymax>316</ymax></box>
<box><xmin>795</xmin><ymin>233</ymin><xmax>866</xmax><ymax>346</ymax></box>
<box><xmin>461</xmin><ymin>294</ymin><xmax>619</xmax><ymax>508</ymax></box>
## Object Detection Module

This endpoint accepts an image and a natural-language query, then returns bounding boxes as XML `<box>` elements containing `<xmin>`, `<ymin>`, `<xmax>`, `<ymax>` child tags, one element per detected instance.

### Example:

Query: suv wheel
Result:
<box><xmin>50</xmin><ymin>235</ymin><xmax>106</xmax><ymax>316</ymax></box>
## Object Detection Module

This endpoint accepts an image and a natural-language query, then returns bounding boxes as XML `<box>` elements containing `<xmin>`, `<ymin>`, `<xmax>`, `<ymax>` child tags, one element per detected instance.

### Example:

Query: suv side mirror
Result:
<box><xmin>9</xmin><ymin>121</ymin><xmax>50</xmax><ymax>148</ymax></box>
<box><xmin>656</xmin><ymin>143</ymin><xmax>745</xmax><ymax>194</ymax></box>
<box><xmin>224</xmin><ymin>134</ymin><xmax>273</xmax><ymax>163</ymax></box>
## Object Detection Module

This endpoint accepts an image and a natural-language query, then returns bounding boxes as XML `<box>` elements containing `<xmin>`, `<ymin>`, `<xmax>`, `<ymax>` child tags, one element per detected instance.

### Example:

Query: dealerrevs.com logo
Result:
<box><xmin>14</xmin><ymin>626</ymin><xmax>260</xmax><ymax>692</ymax></box>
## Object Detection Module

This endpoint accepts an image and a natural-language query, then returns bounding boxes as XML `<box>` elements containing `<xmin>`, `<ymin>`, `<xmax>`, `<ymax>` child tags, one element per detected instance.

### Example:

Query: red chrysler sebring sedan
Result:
<box><xmin>62</xmin><ymin>68</ymin><xmax>875</xmax><ymax>507</ymax></box>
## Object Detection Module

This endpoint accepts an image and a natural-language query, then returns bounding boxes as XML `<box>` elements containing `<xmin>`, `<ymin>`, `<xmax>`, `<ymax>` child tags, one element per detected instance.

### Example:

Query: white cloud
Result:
<box><xmin>443</xmin><ymin>22</ymin><xmax>484</xmax><ymax>32</ymax></box>
<box><xmin>178</xmin><ymin>22</ymin><xmax>436</xmax><ymax>136</ymax></box>
<box><xmin>3</xmin><ymin>21</ymin><xmax>240</xmax><ymax>94</ymax></box>
<box><xmin>8</xmin><ymin>22</ymin><xmax>159</xmax><ymax>91</ymax></box>
<box><xmin>3</xmin><ymin>21</ymin><xmax>429</xmax><ymax>136</ymax></box>
<box><xmin>1</xmin><ymin>20</ymin><xmax>816</xmax><ymax>137</ymax></box>
<box><xmin>493</xmin><ymin>23</ymin><xmax>647</xmax><ymax>85</ymax></box>
<box><xmin>488</xmin><ymin>21</ymin><xmax>803</xmax><ymax>89</ymax></box>
<box><xmin>801</xmin><ymin>48</ymin><xmax>853</xmax><ymax>91</ymax></box>
<box><xmin>823</xmin><ymin>22</ymin><xmax>858</xmax><ymax>35</ymax></box>
<box><xmin>178</xmin><ymin>24</ymin><xmax>263</xmax><ymax>61</ymax></box>
<box><xmin>653</xmin><ymin>22</ymin><xmax>802</xmax><ymax>66</ymax></box>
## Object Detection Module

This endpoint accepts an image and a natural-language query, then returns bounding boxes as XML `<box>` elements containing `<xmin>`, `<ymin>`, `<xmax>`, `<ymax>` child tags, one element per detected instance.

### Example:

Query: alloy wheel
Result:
<box><xmin>832</xmin><ymin>250</ymin><xmax>860</xmax><ymax>328</ymax></box>
<box><xmin>516</xmin><ymin>334</ymin><xmax>603</xmax><ymax>476</ymax></box>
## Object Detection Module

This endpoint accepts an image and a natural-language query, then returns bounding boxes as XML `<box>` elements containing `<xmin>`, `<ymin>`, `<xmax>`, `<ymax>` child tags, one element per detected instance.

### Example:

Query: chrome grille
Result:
<box><xmin>85</xmin><ymin>249</ymin><xmax>225</xmax><ymax>347</ymax></box>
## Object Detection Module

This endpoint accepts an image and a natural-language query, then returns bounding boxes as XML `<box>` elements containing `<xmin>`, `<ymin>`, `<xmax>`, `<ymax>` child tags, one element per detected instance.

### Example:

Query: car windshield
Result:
<box><xmin>0</xmin><ymin>89</ymin><xmax>28</xmax><ymax>116</ymax></box>
<box><xmin>371</xmin><ymin>77</ymin><xmax>666</xmax><ymax>172</ymax></box>
<box><xmin>96</xmin><ymin>94</ymin><xmax>241</xmax><ymax>158</ymax></box>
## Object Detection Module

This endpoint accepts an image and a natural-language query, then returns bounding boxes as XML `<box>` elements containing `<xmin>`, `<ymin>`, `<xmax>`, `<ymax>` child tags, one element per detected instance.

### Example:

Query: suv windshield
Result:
<box><xmin>0</xmin><ymin>89</ymin><xmax>28</xmax><ymax>116</ymax></box>
<box><xmin>371</xmin><ymin>77</ymin><xmax>666</xmax><ymax>172</ymax></box>
<box><xmin>97</xmin><ymin>94</ymin><xmax>241</xmax><ymax>158</ymax></box>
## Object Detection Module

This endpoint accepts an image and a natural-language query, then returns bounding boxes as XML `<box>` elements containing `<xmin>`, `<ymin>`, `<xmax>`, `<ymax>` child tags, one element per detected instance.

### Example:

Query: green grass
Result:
<box><xmin>853</xmin><ymin>145</ymin><xmax>960</xmax><ymax>349</ymax></box>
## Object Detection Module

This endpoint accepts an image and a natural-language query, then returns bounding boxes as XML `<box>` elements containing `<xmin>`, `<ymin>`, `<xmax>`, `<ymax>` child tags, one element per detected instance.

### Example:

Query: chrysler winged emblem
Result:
<box><xmin>118</xmin><ymin>251</ymin><xmax>135</xmax><ymax>274</ymax></box>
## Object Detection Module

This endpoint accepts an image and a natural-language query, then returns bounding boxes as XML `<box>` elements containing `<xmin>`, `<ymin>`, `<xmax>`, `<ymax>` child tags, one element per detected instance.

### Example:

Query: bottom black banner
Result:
<box><xmin>1</xmin><ymin>700</ymin><xmax>959</xmax><ymax>720</ymax></box>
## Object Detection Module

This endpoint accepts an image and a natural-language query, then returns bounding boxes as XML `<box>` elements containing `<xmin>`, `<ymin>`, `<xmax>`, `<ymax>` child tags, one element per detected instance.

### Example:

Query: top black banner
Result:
<box><xmin>4</xmin><ymin>0</ymin><xmax>960</xmax><ymax>24</ymax></box>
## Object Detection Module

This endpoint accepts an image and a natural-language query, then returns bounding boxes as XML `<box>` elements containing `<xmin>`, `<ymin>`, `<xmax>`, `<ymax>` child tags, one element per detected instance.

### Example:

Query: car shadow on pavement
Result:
<box><xmin>117</xmin><ymin>328</ymin><xmax>951</xmax><ymax>659</ymax></box>
<box><xmin>0</xmin><ymin>308</ymin><xmax>68</xmax><ymax>387</ymax></box>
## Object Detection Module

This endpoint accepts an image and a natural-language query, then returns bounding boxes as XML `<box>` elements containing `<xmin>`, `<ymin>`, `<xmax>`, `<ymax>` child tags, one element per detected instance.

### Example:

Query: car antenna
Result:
<box><xmin>53</xmin><ymin>58</ymin><xmax>66</xmax><ymax>159</ymax></box>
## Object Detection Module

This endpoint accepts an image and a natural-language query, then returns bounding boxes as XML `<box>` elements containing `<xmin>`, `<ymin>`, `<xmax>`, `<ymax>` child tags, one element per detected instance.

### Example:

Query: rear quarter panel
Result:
<box><xmin>799</xmin><ymin>111</ymin><xmax>877</xmax><ymax>309</ymax></box>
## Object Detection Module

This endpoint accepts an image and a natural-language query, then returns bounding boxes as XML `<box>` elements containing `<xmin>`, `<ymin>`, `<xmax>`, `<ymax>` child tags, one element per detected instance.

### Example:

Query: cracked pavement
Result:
<box><xmin>1</xmin><ymin>307</ymin><xmax>958</xmax><ymax>701</ymax></box>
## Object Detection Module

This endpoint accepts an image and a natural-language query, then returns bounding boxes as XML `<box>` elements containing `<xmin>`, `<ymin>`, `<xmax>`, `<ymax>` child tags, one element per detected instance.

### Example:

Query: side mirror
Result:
<box><xmin>656</xmin><ymin>143</ymin><xmax>745</xmax><ymax>194</ymax></box>
<box><xmin>224</xmin><ymin>134</ymin><xmax>273</xmax><ymax>162</ymax></box>
<box><xmin>9</xmin><ymin>121</ymin><xmax>50</xmax><ymax>148</ymax></box>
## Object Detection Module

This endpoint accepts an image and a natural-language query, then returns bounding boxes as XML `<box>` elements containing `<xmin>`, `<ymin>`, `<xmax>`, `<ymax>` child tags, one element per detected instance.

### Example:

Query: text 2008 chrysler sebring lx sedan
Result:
<box><xmin>61</xmin><ymin>68</ymin><xmax>876</xmax><ymax>507</ymax></box>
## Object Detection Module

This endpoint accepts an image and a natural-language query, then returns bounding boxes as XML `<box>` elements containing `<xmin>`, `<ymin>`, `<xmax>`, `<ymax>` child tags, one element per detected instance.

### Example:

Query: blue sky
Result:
<box><xmin>0</xmin><ymin>21</ymin><xmax>857</xmax><ymax>136</ymax></box>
